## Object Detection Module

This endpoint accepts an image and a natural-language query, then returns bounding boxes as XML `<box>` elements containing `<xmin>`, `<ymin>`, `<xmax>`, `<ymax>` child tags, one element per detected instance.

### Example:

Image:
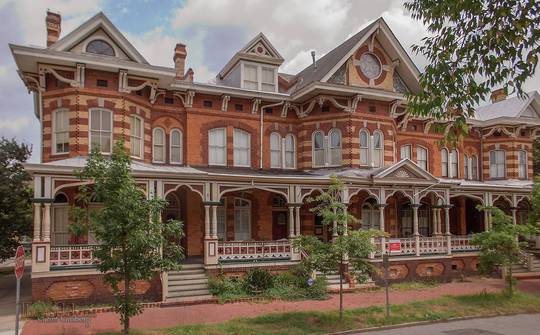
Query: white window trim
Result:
<box><xmin>240</xmin><ymin>61</ymin><xmax>278</xmax><ymax>93</ymax></box>
<box><xmin>312</xmin><ymin>130</ymin><xmax>326</xmax><ymax>168</ymax></box>
<box><xmin>52</xmin><ymin>108</ymin><xmax>70</xmax><ymax>155</ymax></box>
<box><xmin>400</xmin><ymin>144</ymin><xmax>412</xmax><ymax>160</ymax></box>
<box><xmin>129</xmin><ymin>115</ymin><xmax>144</xmax><ymax>159</ymax></box>
<box><xmin>284</xmin><ymin>134</ymin><xmax>297</xmax><ymax>169</ymax></box>
<box><xmin>416</xmin><ymin>145</ymin><xmax>428</xmax><ymax>171</ymax></box>
<box><xmin>270</xmin><ymin>132</ymin><xmax>282</xmax><ymax>169</ymax></box>
<box><xmin>170</xmin><ymin>128</ymin><xmax>183</xmax><ymax>165</ymax></box>
<box><xmin>450</xmin><ymin>149</ymin><xmax>459</xmax><ymax>178</ymax></box>
<box><xmin>471</xmin><ymin>154</ymin><xmax>479</xmax><ymax>180</ymax></box>
<box><xmin>518</xmin><ymin>149</ymin><xmax>528</xmax><ymax>179</ymax></box>
<box><xmin>152</xmin><ymin>127</ymin><xmax>166</xmax><ymax>163</ymax></box>
<box><xmin>372</xmin><ymin>130</ymin><xmax>384</xmax><ymax>167</ymax></box>
<box><xmin>489</xmin><ymin>149</ymin><xmax>506</xmax><ymax>179</ymax></box>
<box><xmin>359</xmin><ymin>128</ymin><xmax>370</xmax><ymax>166</ymax></box>
<box><xmin>463</xmin><ymin>154</ymin><xmax>470</xmax><ymax>180</ymax></box>
<box><xmin>233</xmin><ymin>128</ymin><xmax>251</xmax><ymax>167</ymax></box>
<box><xmin>234</xmin><ymin>197</ymin><xmax>252</xmax><ymax>241</ymax></box>
<box><xmin>89</xmin><ymin>108</ymin><xmax>113</xmax><ymax>154</ymax></box>
<box><xmin>209</xmin><ymin>127</ymin><xmax>227</xmax><ymax>166</ymax></box>
<box><xmin>328</xmin><ymin>128</ymin><xmax>342</xmax><ymax>167</ymax></box>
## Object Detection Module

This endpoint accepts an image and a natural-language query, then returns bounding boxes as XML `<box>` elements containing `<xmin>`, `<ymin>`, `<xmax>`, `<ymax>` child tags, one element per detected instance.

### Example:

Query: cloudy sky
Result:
<box><xmin>0</xmin><ymin>0</ymin><xmax>539</xmax><ymax>162</ymax></box>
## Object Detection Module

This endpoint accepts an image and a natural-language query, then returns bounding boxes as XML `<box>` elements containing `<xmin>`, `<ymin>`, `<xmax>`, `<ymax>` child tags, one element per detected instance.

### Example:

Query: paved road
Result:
<box><xmin>0</xmin><ymin>266</ymin><xmax>31</xmax><ymax>335</ymax></box>
<box><xmin>353</xmin><ymin>314</ymin><xmax>539</xmax><ymax>335</ymax></box>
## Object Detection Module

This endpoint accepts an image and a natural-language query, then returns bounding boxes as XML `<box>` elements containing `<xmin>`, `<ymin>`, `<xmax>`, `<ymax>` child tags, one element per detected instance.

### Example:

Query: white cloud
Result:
<box><xmin>0</xmin><ymin>116</ymin><xmax>32</xmax><ymax>131</ymax></box>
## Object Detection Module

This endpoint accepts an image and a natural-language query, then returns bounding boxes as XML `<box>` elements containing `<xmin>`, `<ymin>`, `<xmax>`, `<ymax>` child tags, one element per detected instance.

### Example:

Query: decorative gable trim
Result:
<box><xmin>240</xmin><ymin>33</ymin><xmax>284</xmax><ymax>60</ymax></box>
<box><xmin>373</xmin><ymin>158</ymin><xmax>438</xmax><ymax>182</ymax></box>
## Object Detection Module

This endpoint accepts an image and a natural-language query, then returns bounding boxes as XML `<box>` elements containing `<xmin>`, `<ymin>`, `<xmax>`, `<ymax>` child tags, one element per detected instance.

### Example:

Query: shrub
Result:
<box><xmin>243</xmin><ymin>268</ymin><xmax>274</xmax><ymax>293</ymax></box>
<box><xmin>26</xmin><ymin>301</ymin><xmax>59</xmax><ymax>319</ymax></box>
<box><xmin>208</xmin><ymin>276</ymin><xmax>246</xmax><ymax>298</ymax></box>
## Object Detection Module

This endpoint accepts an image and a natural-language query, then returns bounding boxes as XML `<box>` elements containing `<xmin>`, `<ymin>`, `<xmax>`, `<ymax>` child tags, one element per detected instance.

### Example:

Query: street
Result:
<box><xmin>0</xmin><ymin>263</ymin><xmax>31</xmax><ymax>335</ymax></box>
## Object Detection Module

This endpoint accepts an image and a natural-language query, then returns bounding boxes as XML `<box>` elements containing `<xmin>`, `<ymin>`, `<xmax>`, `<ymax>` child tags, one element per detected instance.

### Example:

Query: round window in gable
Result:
<box><xmin>86</xmin><ymin>39</ymin><xmax>115</xmax><ymax>56</ymax></box>
<box><xmin>358</xmin><ymin>52</ymin><xmax>382</xmax><ymax>79</ymax></box>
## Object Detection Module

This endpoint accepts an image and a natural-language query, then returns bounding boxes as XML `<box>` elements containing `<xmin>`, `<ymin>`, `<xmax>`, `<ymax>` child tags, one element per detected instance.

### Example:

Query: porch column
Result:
<box><xmin>288</xmin><ymin>206</ymin><xmax>295</xmax><ymax>238</ymax></box>
<box><xmin>203</xmin><ymin>202</ymin><xmax>219</xmax><ymax>266</ymax></box>
<box><xmin>332</xmin><ymin>208</ymin><xmax>338</xmax><ymax>237</ymax></box>
<box><xmin>511</xmin><ymin>207</ymin><xmax>518</xmax><ymax>225</ymax></box>
<box><xmin>295</xmin><ymin>206</ymin><xmax>301</xmax><ymax>236</ymax></box>
<box><xmin>211</xmin><ymin>205</ymin><xmax>218</xmax><ymax>239</ymax></box>
<box><xmin>431</xmin><ymin>207</ymin><xmax>438</xmax><ymax>236</ymax></box>
<box><xmin>33</xmin><ymin>203</ymin><xmax>42</xmax><ymax>242</ymax></box>
<box><xmin>377</xmin><ymin>204</ymin><xmax>386</xmax><ymax>254</ymax></box>
<box><xmin>436</xmin><ymin>208</ymin><xmax>442</xmax><ymax>235</ymax></box>
<box><xmin>42</xmin><ymin>203</ymin><xmax>51</xmax><ymax>242</ymax></box>
<box><xmin>204</xmin><ymin>205</ymin><xmax>211</xmax><ymax>239</ymax></box>
<box><xmin>444</xmin><ymin>205</ymin><xmax>452</xmax><ymax>255</ymax></box>
<box><xmin>412</xmin><ymin>204</ymin><xmax>420</xmax><ymax>256</ymax></box>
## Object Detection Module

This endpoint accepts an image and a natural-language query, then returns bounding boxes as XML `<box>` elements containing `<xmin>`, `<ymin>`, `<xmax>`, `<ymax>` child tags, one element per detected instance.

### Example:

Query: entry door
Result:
<box><xmin>272</xmin><ymin>211</ymin><xmax>288</xmax><ymax>240</ymax></box>
<box><xmin>234</xmin><ymin>198</ymin><xmax>251</xmax><ymax>241</ymax></box>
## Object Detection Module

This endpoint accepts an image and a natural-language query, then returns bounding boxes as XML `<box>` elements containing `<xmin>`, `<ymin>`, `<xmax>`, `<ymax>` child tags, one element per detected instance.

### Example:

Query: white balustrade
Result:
<box><xmin>50</xmin><ymin>245</ymin><xmax>99</xmax><ymax>268</ymax></box>
<box><xmin>372</xmin><ymin>235</ymin><xmax>478</xmax><ymax>257</ymax></box>
<box><xmin>418</xmin><ymin>236</ymin><xmax>447</xmax><ymax>255</ymax></box>
<box><xmin>450</xmin><ymin>235</ymin><xmax>480</xmax><ymax>252</ymax></box>
<box><xmin>217</xmin><ymin>240</ymin><xmax>291</xmax><ymax>262</ymax></box>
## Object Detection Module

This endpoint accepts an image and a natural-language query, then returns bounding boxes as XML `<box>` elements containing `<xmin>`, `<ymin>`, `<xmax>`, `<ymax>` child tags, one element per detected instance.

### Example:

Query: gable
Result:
<box><xmin>68</xmin><ymin>28</ymin><xmax>132</xmax><ymax>62</ymax></box>
<box><xmin>240</xmin><ymin>33</ymin><xmax>284</xmax><ymax>61</ymax></box>
<box><xmin>373</xmin><ymin>159</ymin><xmax>438</xmax><ymax>182</ymax></box>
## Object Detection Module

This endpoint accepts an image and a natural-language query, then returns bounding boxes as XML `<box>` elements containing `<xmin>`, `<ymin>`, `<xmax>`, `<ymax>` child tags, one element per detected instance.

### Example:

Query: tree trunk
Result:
<box><xmin>339</xmin><ymin>260</ymin><xmax>343</xmax><ymax>321</ymax></box>
<box><xmin>507</xmin><ymin>265</ymin><xmax>513</xmax><ymax>296</ymax></box>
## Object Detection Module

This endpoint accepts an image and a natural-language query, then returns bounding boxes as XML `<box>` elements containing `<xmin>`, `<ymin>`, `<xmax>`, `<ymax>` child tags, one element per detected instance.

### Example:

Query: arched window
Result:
<box><xmin>233</xmin><ymin>128</ymin><xmax>250</xmax><ymax>167</ymax></box>
<box><xmin>328</xmin><ymin>129</ymin><xmax>342</xmax><ymax>166</ymax></box>
<box><xmin>270</xmin><ymin>132</ymin><xmax>282</xmax><ymax>168</ymax></box>
<box><xmin>312</xmin><ymin>131</ymin><xmax>325</xmax><ymax>167</ymax></box>
<box><xmin>284</xmin><ymin>134</ymin><xmax>296</xmax><ymax>169</ymax></box>
<box><xmin>441</xmin><ymin>148</ymin><xmax>449</xmax><ymax>177</ymax></box>
<box><xmin>450</xmin><ymin>149</ymin><xmax>458</xmax><ymax>178</ymax></box>
<box><xmin>130</xmin><ymin>116</ymin><xmax>143</xmax><ymax>159</ymax></box>
<box><xmin>86</xmin><ymin>39</ymin><xmax>115</xmax><ymax>56</ymax></box>
<box><xmin>400</xmin><ymin>145</ymin><xmax>411</xmax><ymax>160</ymax></box>
<box><xmin>361</xmin><ymin>199</ymin><xmax>380</xmax><ymax>230</ymax></box>
<box><xmin>489</xmin><ymin>149</ymin><xmax>506</xmax><ymax>178</ymax></box>
<box><xmin>209</xmin><ymin>128</ymin><xmax>227</xmax><ymax>166</ymax></box>
<box><xmin>152</xmin><ymin>128</ymin><xmax>165</xmax><ymax>163</ymax></box>
<box><xmin>463</xmin><ymin>154</ymin><xmax>470</xmax><ymax>179</ymax></box>
<box><xmin>518</xmin><ymin>150</ymin><xmax>527</xmax><ymax>179</ymax></box>
<box><xmin>372</xmin><ymin>130</ymin><xmax>384</xmax><ymax>167</ymax></box>
<box><xmin>234</xmin><ymin>198</ymin><xmax>251</xmax><ymax>240</ymax></box>
<box><xmin>416</xmin><ymin>146</ymin><xmax>428</xmax><ymax>171</ymax></box>
<box><xmin>359</xmin><ymin>129</ymin><xmax>370</xmax><ymax>166</ymax></box>
<box><xmin>53</xmin><ymin>109</ymin><xmax>70</xmax><ymax>154</ymax></box>
<box><xmin>471</xmin><ymin>155</ymin><xmax>479</xmax><ymax>180</ymax></box>
<box><xmin>90</xmin><ymin>108</ymin><xmax>112</xmax><ymax>153</ymax></box>
<box><xmin>170</xmin><ymin>129</ymin><xmax>183</xmax><ymax>164</ymax></box>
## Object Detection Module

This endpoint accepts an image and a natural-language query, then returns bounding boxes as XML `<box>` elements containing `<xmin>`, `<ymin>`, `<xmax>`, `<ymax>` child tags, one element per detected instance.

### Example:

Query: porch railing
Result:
<box><xmin>217</xmin><ymin>240</ymin><xmax>291</xmax><ymax>262</ymax></box>
<box><xmin>50</xmin><ymin>244</ymin><xmax>99</xmax><ymax>268</ymax></box>
<box><xmin>418</xmin><ymin>236</ymin><xmax>447</xmax><ymax>255</ymax></box>
<box><xmin>373</xmin><ymin>235</ymin><xmax>479</xmax><ymax>257</ymax></box>
<box><xmin>450</xmin><ymin>235</ymin><xmax>479</xmax><ymax>252</ymax></box>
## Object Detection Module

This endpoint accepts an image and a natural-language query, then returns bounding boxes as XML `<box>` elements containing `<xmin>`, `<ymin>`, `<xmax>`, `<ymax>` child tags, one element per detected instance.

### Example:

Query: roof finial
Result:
<box><xmin>311</xmin><ymin>50</ymin><xmax>317</xmax><ymax>70</ymax></box>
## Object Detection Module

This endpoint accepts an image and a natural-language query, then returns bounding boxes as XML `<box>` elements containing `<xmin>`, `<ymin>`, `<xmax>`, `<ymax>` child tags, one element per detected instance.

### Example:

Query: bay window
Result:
<box><xmin>489</xmin><ymin>150</ymin><xmax>506</xmax><ymax>178</ymax></box>
<box><xmin>89</xmin><ymin>108</ymin><xmax>112</xmax><ymax>153</ymax></box>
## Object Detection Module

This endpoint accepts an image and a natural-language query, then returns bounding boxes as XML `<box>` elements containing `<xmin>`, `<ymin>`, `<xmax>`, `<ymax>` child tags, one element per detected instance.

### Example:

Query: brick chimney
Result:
<box><xmin>46</xmin><ymin>11</ymin><xmax>61</xmax><ymax>47</ymax></box>
<box><xmin>490</xmin><ymin>88</ymin><xmax>507</xmax><ymax>103</ymax></box>
<box><xmin>173</xmin><ymin>43</ymin><xmax>187</xmax><ymax>79</ymax></box>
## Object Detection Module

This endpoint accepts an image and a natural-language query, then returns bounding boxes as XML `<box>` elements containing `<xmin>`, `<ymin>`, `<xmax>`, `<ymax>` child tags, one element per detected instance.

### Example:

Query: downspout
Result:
<box><xmin>260</xmin><ymin>106</ymin><xmax>264</xmax><ymax>169</ymax></box>
<box><xmin>480</xmin><ymin>132</ymin><xmax>484</xmax><ymax>182</ymax></box>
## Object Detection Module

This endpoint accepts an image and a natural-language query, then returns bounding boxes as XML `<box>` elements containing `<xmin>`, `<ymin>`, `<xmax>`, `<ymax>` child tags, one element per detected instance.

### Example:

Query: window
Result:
<box><xmin>471</xmin><ymin>155</ymin><xmax>479</xmax><ymax>180</ymax></box>
<box><xmin>400</xmin><ymin>145</ymin><xmax>411</xmax><ymax>160</ymax></box>
<box><xmin>416</xmin><ymin>146</ymin><xmax>428</xmax><ymax>171</ymax></box>
<box><xmin>243</xmin><ymin>64</ymin><xmax>258</xmax><ymax>90</ymax></box>
<box><xmin>328</xmin><ymin>129</ymin><xmax>342</xmax><ymax>166</ymax></box>
<box><xmin>359</xmin><ymin>129</ymin><xmax>370</xmax><ymax>166</ymax></box>
<box><xmin>361</xmin><ymin>200</ymin><xmax>380</xmax><ymax>230</ymax></box>
<box><xmin>270</xmin><ymin>132</ymin><xmax>282</xmax><ymax>168</ymax></box>
<box><xmin>96</xmin><ymin>79</ymin><xmax>108</xmax><ymax>87</ymax></box>
<box><xmin>203</xmin><ymin>100</ymin><xmax>213</xmax><ymax>108</ymax></box>
<box><xmin>52</xmin><ymin>194</ymin><xmax>69</xmax><ymax>245</ymax></box>
<box><xmin>261</xmin><ymin>67</ymin><xmax>276</xmax><ymax>92</ymax></box>
<box><xmin>284</xmin><ymin>134</ymin><xmax>296</xmax><ymax>169</ymax></box>
<box><xmin>152</xmin><ymin>128</ymin><xmax>165</xmax><ymax>163</ymax></box>
<box><xmin>90</xmin><ymin>108</ymin><xmax>112</xmax><ymax>153</ymax></box>
<box><xmin>233</xmin><ymin>129</ymin><xmax>250</xmax><ymax>167</ymax></box>
<box><xmin>373</xmin><ymin>130</ymin><xmax>384</xmax><ymax>167</ymax></box>
<box><xmin>234</xmin><ymin>198</ymin><xmax>251</xmax><ymax>240</ymax></box>
<box><xmin>489</xmin><ymin>150</ymin><xmax>506</xmax><ymax>178</ymax></box>
<box><xmin>450</xmin><ymin>149</ymin><xmax>458</xmax><ymax>178</ymax></box>
<box><xmin>216</xmin><ymin>200</ymin><xmax>226</xmax><ymax>241</ymax></box>
<box><xmin>86</xmin><ymin>39</ymin><xmax>115</xmax><ymax>56</ymax></box>
<box><xmin>209</xmin><ymin>128</ymin><xmax>226</xmax><ymax>166</ymax></box>
<box><xmin>170</xmin><ymin>129</ymin><xmax>182</xmax><ymax>164</ymax></box>
<box><xmin>400</xmin><ymin>204</ymin><xmax>413</xmax><ymax>237</ymax></box>
<box><xmin>235</xmin><ymin>104</ymin><xmax>243</xmax><ymax>111</ymax></box>
<box><xmin>463</xmin><ymin>154</ymin><xmax>469</xmax><ymax>179</ymax></box>
<box><xmin>441</xmin><ymin>148</ymin><xmax>449</xmax><ymax>177</ymax></box>
<box><xmin>53</xmin><ymin>109</ymin><xmax>69</xmax><ymax>154</ymax></box>
<box><xmin>418</xmin><ymin>204</ymin><xmax>430</xmax><ymax>236</ymax></box>
<box><xmin>130</xmin><ymin>116</ymin><xmax>143</xmax><ymax>159</ymax></box>
<box><xmin>312</xmin><ymin>131</ymin><xmax>325</xmax><ymax>167</ymax></box>
<box><xmin>518</xmin><ymin>150</ymin><xmax>527</xmax><ymax>179</ymax></box>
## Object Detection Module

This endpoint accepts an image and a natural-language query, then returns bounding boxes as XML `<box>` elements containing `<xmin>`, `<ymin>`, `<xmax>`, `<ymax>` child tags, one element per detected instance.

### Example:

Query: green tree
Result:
<box><xmin>471</xmin><ymin>206</ymin><xmax>537</xmax><ymax>296</ymax></box>
<box><xmin>529</xmin><ymin>176</ymin><xmax>540</xmax><ymax>227</ymax></box>
<box><xmin>0</xmin><ymin>137</ymin><xmax>32</xmax><ymax>261</ymax></box>
<box><xmin>293</xmin><ymin>176</ymin><xmax>383</xmax><ymax>320</ymax></box>
<box><xmin>533</xmin><ymin>140</ymin><xmax>540</xmax><ymax>176</ymax></box>
<box><xmin>405</xmin><ymin>0</ymin><xmax>540</xmax><ymax>142</ymax></box>
<box><xmin>74</xmin><ymin>141</ymin><xmax>183</xmax><ymax>334</ymax></box>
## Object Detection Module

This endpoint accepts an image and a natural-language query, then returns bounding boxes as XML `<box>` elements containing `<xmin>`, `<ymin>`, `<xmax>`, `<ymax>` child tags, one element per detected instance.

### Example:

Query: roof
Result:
<box><xmin>474</xmin><ymin>91</ymin><xmax>540</xmax><ymax>121</ymax></box>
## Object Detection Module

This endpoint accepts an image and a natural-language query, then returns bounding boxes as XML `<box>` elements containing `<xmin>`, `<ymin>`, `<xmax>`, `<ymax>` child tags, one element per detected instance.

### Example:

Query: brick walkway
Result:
<box><xmin>21</xmin><ymin>277</ymin><xmax>539</xmax><ymax>335</ymax></box>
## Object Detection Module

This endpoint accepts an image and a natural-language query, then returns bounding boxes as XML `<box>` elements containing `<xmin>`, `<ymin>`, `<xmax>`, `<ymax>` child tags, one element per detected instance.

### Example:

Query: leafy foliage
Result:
<box><xmin>74</xmin><ymin>140</ymin><xmax>183</xmax><ymax>334</ymax></box>
<box><xmin>0</xmin><ymin>137</ymin><xmax>32</xmax><ymax>261</ymax></box>
<box><xmin>243</xmin><ymin>268</ymin><xmax>274</xmax><ymax>292</ymax></box>
<box><xmin>404</xmin><ymin>0</ymin><xmax>540</xmax><ymax>143</ymax></box>
<box><xmin>471</xmin><ymin>206</ymin><xmax>537</xmax><ymax>295</ymax></box>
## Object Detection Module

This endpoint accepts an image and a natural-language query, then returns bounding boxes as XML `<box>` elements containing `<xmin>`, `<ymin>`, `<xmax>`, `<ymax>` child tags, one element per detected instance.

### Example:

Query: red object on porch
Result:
<box><xmin>388</xmin><ymin>239</ymin><xmax>401</xmax><ymax>253</ymax></box>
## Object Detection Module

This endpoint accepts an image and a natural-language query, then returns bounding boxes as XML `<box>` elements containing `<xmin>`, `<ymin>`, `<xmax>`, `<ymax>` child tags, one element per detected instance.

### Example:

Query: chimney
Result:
<box><xmin>490</xmin><ymin>88</ymin><xmax>507</xmax><ymax>103</ymax></box>
<box><xmin>46</xmin><ymin>10</ymin><xmax>61</xmax><ymax>47</ymax></box>
<box><xmin>311</xmin><ymin>50</ymin><xmax>317</xmax><ymax>70</ymax></box>
<box><xmin>173</xmin><ymin>43</ymin><xmax>187</xmax><ymax>79</ymax></box>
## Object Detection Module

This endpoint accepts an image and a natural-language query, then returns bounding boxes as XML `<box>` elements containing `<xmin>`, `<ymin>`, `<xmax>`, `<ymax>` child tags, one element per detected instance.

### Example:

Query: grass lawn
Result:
<box><xmin>101</xmin><ymin>290</ymin><xmax>540</xmax><ymax>335</ymax></box>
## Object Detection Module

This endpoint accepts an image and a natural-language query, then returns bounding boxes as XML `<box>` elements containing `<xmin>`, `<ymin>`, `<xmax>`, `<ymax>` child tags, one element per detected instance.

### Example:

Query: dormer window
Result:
<box><xmin>241</xmin><ymin>62</ymin><xmax>277</xmax><ymax>92</ymax></box>
<box><xmin>86</xmin><ymin>39</ymin><xmax>115</xmax><ymax>57</ymax></box>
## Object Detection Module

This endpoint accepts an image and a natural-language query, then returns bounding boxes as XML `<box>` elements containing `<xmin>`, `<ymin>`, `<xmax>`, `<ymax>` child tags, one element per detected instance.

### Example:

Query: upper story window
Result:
<box><xmin>518</xmin><ymin>150</ymin><xmax>527</xmax><ymax>179</ymax></box>
<box><xmin>233</xmin><ymin>128</ymin><xmax>251</xmax><ymax>167</ymax></box>
<box><xmin>400</xmin><ymin>145</ymin><xmax>411</xmax><ymax>160</ymax></box>
<box><xmin>130</xmin><ymin>116</ymin><xmax>143</xmax><ymax>159</ymax></box>
<box><xmin>441</xmin><ymin>148</ymin><xmax>449</xmax><ymax>177</ymax></box>
<box><xmin>241</xmin><ymin>62</ymin><xmax>277</xmax><ymax>92</ymax></box>
<box><xmin>471</xmin><ymin>155</ymin><xmax>479</xmax><ymax>180</ymax></box>
<box><xmin>463</xmin><ymin>154</ymin><xmax>469</xmax><ymax>179</ymax></box>
<box><xmin>89</xmin><ymin>108</ymin><xmax>112</xmax><ymax>154</ymax></box>
<box><xmin>372</xmin><ymin>130</ymin><xmax>384</xmax><ymax>167</ymax></box>
<box><xmin>328</xmin><ymin>129</ymin><xmax>342</xmax><ymax>166</ymax></box>
<box><xmin>284</xmin><ymin>134</ymin><xmax>296</xmax><ymax>169</ymax></box>
<box><xmin>359</xmin><ymin>129</ymin><xmax>369</xmax><ymax>166</ymax></box>
<box><xmin>270</xmin><ymin>133</ymin><xmax>296</xmax><ymax>169</ymax></box>
<box><xmin>441</xmin><ymin>148</ymin><xmax>458</xmax><ymax>178</ymax></box>
<box><xmin>450</xmin><ymin>149</ymin><xmax>458</xmax><ymax>178</ymax></box>
<box><xmin>152</xmin><ymin>128</ymin><xmax>165</xmax><ymax>163</ymax></box>
<box><xmin>312</xmin><ymin>131</ymin><xmax>325</xmax><ymax>167</ymax></box>
<box><xmin>270</xmin><ymin>132</ymin><xmax>281</xmax><ymax>168</ymax></box>
<box><xmin>489</xmin><ymin>149</ymin><xmax>506</xmax><ymax>178</ymax></box>
<box><xmin>170</xmin><ymin>129</ymin><xmax>183</xmax><ymax>164</ymax></box>
<box><xmin>53</xmin><ymin>109</ymin><xmax>69</xmax><ymax>154</ymax></box>
<box><xmin>86</xmin><ymin>39</ymin><xmax>115</xmax><ymax>56</ymax></box>
<box><xmin>416</xmin><ymin>146</ymin><xmax>428</xmax><ymax>171</ymax></box>
<box><xmin>209</xmin><ymin>128</ymin><xmax>226</xmax><ymax>166</ymax></box>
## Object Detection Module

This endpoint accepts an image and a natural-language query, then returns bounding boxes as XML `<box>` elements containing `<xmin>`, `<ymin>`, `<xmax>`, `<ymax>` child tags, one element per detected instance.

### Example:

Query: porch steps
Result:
<box><xmin>166</xmin><ymin>263</ymin><xmax>213</xmax><ymax>302</ymax></box>
<box><xmin>316</xmin><ymin>272</ymin><xmax>350</xmax><ymax>290</ymax></box>
<box><xmin>511</xmin><ymin>257</ymin><xmax>540</xmax><ymax>273</ymax></box>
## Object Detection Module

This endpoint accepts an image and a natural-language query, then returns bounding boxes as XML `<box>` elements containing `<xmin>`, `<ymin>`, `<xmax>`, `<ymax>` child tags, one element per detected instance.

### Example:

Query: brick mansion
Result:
<box><xmin>10</xmin><ymin>11</ymin><xmax>540</xmax><ymax>303</ymax></box>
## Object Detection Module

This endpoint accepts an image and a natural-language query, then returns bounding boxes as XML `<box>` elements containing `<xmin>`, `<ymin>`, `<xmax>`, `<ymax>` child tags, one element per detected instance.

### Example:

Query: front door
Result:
<box><xmin>272</xmin><ymin>211</ymin><xmax>288</xmax><ymax>240</ymax></box>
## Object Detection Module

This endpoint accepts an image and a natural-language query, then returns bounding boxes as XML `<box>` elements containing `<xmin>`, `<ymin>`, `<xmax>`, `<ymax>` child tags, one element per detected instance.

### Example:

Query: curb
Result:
<box><xmin>327</xmin><ymin>312</ymin><xmax>540</xmax><ymax>335</ymax></box>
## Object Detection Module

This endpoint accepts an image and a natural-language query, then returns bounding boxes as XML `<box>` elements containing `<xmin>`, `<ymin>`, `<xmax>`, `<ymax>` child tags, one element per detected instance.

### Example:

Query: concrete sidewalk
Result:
<box><xmin>0</xmin><ymin>266</ymin><xmax>31</xmax><ymax>335</ymax></box>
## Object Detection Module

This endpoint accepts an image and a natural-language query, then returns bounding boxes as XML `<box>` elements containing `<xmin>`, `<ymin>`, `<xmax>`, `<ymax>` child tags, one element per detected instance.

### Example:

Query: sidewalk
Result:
<box><xmin>21</xmin><ymin>277</ymin><xmax>535</xmax><ymax>335</ymax></box>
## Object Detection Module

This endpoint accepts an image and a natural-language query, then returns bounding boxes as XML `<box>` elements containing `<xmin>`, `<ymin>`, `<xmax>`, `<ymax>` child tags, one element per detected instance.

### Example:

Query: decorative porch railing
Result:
<box><xmin>418</xmin><ymin>236</ymin><xmax>447</xmax><ymax>255</ymax></box>
<box><xmin>373</xmin><ymin>235</ymin><xmax>479</xmax><ymax>257</ymax></box>
<box><xmin>450</xmin><ymin>235</ymin><xmax>479</xmax><ymax>252</ymax></box>
<box><xmin>217</xmin><ymin>240</ymin><xmax>291</xmax><ymax>262</ymax></box>
<box><xmin>50</xmin><ymin>244</ymin><xmax>99</xmax><ymax>268</ymax></box>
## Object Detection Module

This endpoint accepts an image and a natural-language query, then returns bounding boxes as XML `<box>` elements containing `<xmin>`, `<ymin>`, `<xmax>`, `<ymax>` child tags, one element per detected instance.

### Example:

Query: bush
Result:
<box><xmin>243</xmin><ymin>268</ymin><xmax>274</xmax><ymax>293</ymax></box>
<box><xmin>208</xmin><ymin>276</ymin><xmax>246</xmax><ymax>299</ymax></box>
<box><xmin>26</xmin><ymin>301</ymin><xmax>59</xmax><ymax>319</ymax></box>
